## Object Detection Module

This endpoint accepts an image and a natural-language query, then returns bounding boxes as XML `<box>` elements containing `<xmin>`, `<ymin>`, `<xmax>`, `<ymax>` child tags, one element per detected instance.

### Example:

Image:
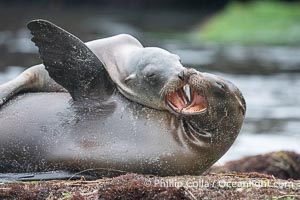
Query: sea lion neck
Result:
<box><xmin>86</xmin><ymin>35</ymin><xmax>143</xmax><ymax>99</ymax></box>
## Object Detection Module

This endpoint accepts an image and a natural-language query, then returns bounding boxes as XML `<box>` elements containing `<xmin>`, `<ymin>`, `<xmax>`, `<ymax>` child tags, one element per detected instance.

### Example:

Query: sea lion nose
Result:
<box><xmin>178</xmin><ymin>70</ymin><xmax>185</xmax><ymax>81</ymax></box>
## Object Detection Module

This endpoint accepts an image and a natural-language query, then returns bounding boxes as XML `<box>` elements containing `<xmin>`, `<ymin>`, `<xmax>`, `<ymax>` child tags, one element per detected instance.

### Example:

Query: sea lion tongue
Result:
<box><xmin>184</xmin><ymin>89</ymin><xmax>207</xmax><ymax>112</ymax></box>
<box><xmin>167</xmin><ymin>87</ymin><xmax>188</xmax><ymax>110</ymax></box>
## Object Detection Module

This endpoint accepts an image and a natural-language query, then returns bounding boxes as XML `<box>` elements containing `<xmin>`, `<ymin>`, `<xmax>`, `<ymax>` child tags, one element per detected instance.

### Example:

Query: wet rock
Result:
<box><xmin>206</xmin><ymin>151</ymin><xmax>300</xmax><ymax>180</ymax></box>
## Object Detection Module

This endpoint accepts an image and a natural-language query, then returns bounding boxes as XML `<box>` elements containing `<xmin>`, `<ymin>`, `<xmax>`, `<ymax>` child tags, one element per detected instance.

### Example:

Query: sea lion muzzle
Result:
<box><xmin>166</xmin><ymin>70</ymin><xmax>208</xmax><ymax>115</ymax></box>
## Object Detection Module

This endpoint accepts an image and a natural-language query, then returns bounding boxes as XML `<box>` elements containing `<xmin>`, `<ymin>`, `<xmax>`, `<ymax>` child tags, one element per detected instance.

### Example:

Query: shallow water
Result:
<box><xmin>216</xmin><ymin>73</ymin><xmax>300</xmax><ymax>163</ymax></box>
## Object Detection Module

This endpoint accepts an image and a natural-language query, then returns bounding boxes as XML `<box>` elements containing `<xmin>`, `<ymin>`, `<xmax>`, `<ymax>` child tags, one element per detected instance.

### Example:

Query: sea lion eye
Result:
<box><xmin>216</xmin><ymin>81</ymin><xmax>226</xmax><ymax>90</ymax></box>
<box><xmin>146</xmin><ymin>73</ymin><xmax>156</xmax><ymax>79</ymax></box>
<box><xmin>142</xmin><ymin>64</ymin><xmax>158</xmax><ymax>80</ymax></box>
<box><xmin>213</xmin><ymin>81</ymin><xmax>227</xmax><ymax>98</ymax></box>
<box><xmin>144</xmin><ymin>72</ymin><xmax>159</xmax><ymax>85</ymax></box>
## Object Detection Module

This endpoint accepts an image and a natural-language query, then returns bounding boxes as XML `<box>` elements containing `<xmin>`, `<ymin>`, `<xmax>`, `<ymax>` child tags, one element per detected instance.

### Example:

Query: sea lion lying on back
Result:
<box><xmin>0</xmin><ymin>20</ymin><xmax>246</xmax><ymax>181</ymax></box>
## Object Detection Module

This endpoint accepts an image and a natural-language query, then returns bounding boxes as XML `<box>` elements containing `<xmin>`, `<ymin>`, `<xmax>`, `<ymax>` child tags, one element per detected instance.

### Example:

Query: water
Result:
<box><xmin>0</xmin><ymin>67</ymin><xmax>23</xmax><ymax>83</ymax></box>
<box><xmin>0</xmin><ymin>6</ymin><xmax>299</xmax><ymax>163</ymax></box>
<box><xmin>217</xmin><ymin>73</ymin><xmax>300</xmax><ymax>163</ymax></box>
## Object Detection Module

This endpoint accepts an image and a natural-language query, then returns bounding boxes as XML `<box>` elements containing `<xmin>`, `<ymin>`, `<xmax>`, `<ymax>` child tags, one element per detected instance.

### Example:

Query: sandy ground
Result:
<box><xmin>0</xmin><ymin>173</ymin><xmax>299</xmax><ymax>200</ymax></box>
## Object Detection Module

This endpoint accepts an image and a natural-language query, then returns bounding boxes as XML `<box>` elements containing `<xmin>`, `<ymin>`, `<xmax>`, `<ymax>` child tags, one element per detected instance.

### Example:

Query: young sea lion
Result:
<box><xmin>0</xmin><ymin>20</ymin><xmax>246</xmax><ymax>180</ymax></box>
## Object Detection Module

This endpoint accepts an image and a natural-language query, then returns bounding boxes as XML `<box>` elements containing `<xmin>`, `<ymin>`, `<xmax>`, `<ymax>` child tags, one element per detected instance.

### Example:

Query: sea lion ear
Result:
<box><xmin>124</xmin><ymin>73</ymin><xmax>136</xmax><ymax>83</ymax></box>
<box><xmin>27</xmin><ymin>19</ymin><xmax>115</xmax><ymax>101</ymax></box>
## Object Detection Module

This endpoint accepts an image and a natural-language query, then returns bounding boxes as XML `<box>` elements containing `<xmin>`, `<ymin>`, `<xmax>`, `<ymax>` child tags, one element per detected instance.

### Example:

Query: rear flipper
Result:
<box><xmin>1</xmin><ymin>19</ymin><xmax>116</xmax><ymax>107</ymax></box>
<box><xmin>0</xmin><ymin>64</ymin><xmax>66</xmax><ymax>106</ymax></box>
<box><xmin>27</xmin><ymin>19</ymin><xmax>115</xmax><ymax>102</ymax></box>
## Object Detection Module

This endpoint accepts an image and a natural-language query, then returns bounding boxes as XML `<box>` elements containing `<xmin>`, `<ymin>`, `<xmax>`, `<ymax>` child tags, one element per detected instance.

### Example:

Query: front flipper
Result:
<box><xmin>0</xmin><ymin>65</ymin><xmax>66</xmax><ymax>107</ymax></box>
<box><xmin>27</xmin><ymin>19</ymin><xmax>115</xmax><ymax>101</ymax></box>
<box><xmin>0</xmin><ymin>171</ymin><xmax>95</xmax><ymax>182</ymax></box>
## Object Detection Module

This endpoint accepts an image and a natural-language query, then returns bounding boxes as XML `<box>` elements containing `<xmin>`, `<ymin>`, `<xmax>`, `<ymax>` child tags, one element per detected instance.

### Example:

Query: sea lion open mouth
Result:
<box><xmin>166</xmin><ymin>84</ymin><xmax>207</xmax><ymax>114</ymax></box>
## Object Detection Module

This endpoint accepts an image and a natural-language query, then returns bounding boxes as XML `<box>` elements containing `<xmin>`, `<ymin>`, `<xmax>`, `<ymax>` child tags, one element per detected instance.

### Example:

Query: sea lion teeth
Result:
<box><xmin>183</xmin><ymin>84</ymin><xmax>191</xmax><ymax>103</ymax></box>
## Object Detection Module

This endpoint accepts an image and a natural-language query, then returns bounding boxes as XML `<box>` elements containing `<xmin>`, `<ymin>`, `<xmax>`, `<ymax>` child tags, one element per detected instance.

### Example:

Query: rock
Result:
<box><xmin>206</xmin><ymin>151</ymin><xmax>300</xmax><ymax>180</ymax></box>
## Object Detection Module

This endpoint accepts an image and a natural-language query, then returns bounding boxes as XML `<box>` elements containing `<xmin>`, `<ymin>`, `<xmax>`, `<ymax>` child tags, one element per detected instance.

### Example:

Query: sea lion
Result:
<box><xmin>0</xmin><ymin>20</ymin><xmax>246</xmax><ymax>180</ymax></box>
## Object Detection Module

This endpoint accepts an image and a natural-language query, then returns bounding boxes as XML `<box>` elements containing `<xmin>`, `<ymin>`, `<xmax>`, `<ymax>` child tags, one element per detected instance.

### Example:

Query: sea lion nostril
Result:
<box><xmin>178</xmin><ymin>71</ymin><xmax>185</xmax><ymax>81</ymax></box>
